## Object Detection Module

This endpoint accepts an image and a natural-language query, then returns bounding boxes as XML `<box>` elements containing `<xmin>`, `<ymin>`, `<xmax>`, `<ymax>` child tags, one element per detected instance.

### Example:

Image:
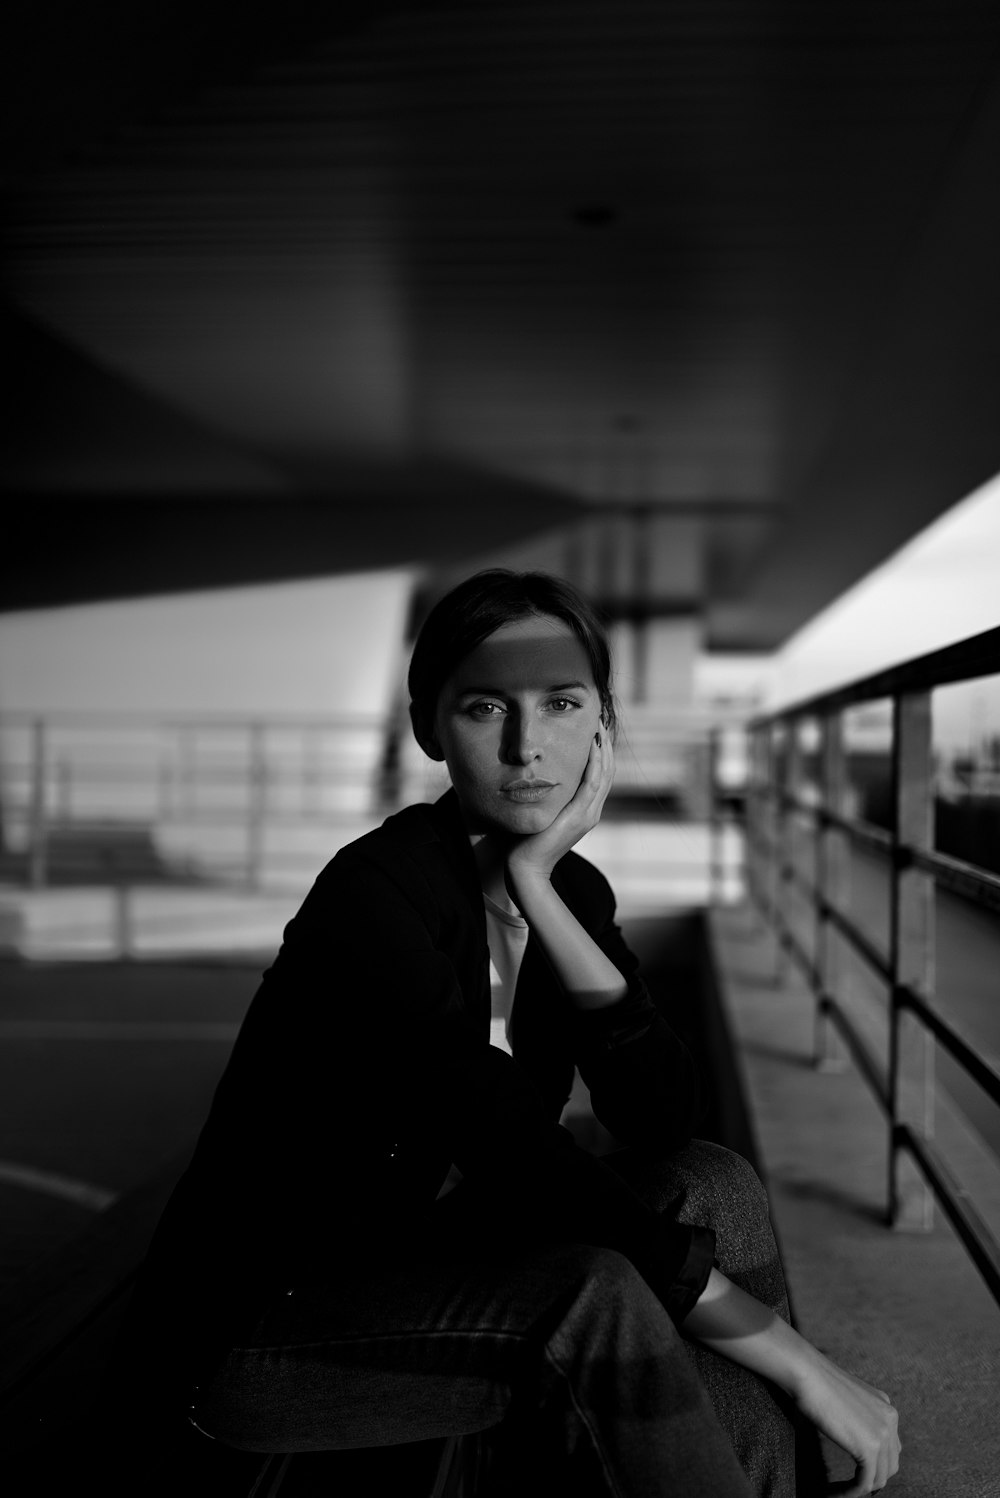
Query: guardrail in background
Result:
<box><xmin>0</xmin><ymin>712</ymin><xmax>414</xmax><ymax>893</ymax></box>
<box><xmin>735</xmin><ymin>624</ymin><xmax>1000</xmax><ymax>1309</ymax></box>
<box><xmin>0</xmin><ymin>704</ymin><xmax>732</xmax><ymax>894</ymax></box>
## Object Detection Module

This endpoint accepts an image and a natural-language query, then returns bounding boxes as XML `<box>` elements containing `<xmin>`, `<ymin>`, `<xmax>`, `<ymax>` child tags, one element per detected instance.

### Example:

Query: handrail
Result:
<box><xmin>732</xmin><ymin>622</ymin><xmax>1000</xmax><ymax>1309</ymax></box>
<box><xmin>747</xmin><ymin>622</ymin><xmax>1000</xmax><ymax>718</ymax></box>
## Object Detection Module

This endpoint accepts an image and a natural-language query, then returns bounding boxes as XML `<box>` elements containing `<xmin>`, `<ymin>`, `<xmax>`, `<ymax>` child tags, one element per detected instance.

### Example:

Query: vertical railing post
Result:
<box><xmin>889</xmin><ymin>691</ymin><xmax>935</xmax><ymax>1231</ymax></box>
<box><xmin>246</xmin><ymin>723</ymin><xmax>267</xmax><ymax>891</ymax></box>
<box><xmin>767</xmin><ymin>722</ymin><xmax>787</xmax><ymax>975</ymax></box>
<box><xmin>815</xmin><ymin>710</ymin><xmax>849</xmax><ymax>1071</ymax></box>
<box><xmin>56</xmin><ymin>757</ymin><xmax>72</xmax><ymax>821</ymax></box>
<box><xmin>742</xmin><ymin>726</ymin><xmax>759</xmax><ymax>913</ymax></box>
<box><xmin>113</xmin><ymin>883</ymin><xmax>134</xmax><ymax>960</ymax></box>
<box><xmin>302</xmin><ymin>725</ymin><xmax>322</xmax><ymax>817</ymax></box>
<box><xmin>708</xmin><ymin>727</ymin><xmax>723</xmax><ymax>904</ymax></box>
<box><xmin>28</xmin><ymin>718</ymin><xmax>48</xmax><ymax>889</ymax></box>
<box><xmin>745</xmin><ymin>721</ymin><xmax>775</xmax><ymax>928</ymax></box>
<box><xmin>179</xmin><ymin>726</ymin><xmax>197</xmax><ymax>818</ymax></box>
<box><xmin>777</xmin><ymin>717</ymin><xmax>806</xmax><ymax>975</ymax></box>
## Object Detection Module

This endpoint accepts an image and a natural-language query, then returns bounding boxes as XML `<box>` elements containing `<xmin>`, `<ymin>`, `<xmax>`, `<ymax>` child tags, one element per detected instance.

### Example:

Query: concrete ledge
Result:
<box><xmin>708</xmin><ymin>900</ymin><xmax>1000</xmax><ymax>1498</ymax></box>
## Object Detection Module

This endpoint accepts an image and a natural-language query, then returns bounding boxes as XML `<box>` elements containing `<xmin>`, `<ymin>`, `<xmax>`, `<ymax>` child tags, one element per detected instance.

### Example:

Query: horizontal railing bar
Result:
<box><xmin>896</xmin><ymin>1125</ymin><xmax>1000</xmax><ymax>1307</ymax></box>
<box><xmin>821</xmin><ymin>900</ymin><xmax>892</xmax><ymax>984</ymax></box>
<box><xmin>821</xmin><ymin>810</ymin><xmax>893</xmax><ymax>852</ymax></box>
<box><xmin>910</xmin><ymin>847</ymin><xmax>1000</xmax><ymax>916</ymax></box>
<box><xmin>774</xmin><ymin>788</ymin><xmax>817</xmax><ymax>815</ymax></box>
<box><xmin>780</xmin><ymin>858</ymin><xmax>815</xmax><ymax>902</ymax></box>
<box><xmin>819</xmin><ymin>994</ymin><xmax>890</xmax><ymax>1113</ymax></box>
<box><xmin>771</xmin><ymin>902</ymin><xmax>819</xmax><ymax>985</ymax></box>
<box><xmin>899</xmin><ymin>987</ymin><xmax>1000</xmax><ymax>1106</ymax></box>
<box><xmin>755</xmin><ymin>801</ymin><xmax>1000</xmax><ymax>914</ymax></box>
<box><xmin>749</xmin><ymin>623</ymin><xmax>1000</xmax><ymax>722</ymax></box>
<box><xmin>763</xmin><ymin>790</ymin><xmax>898</xmax><ymax>854</ymax></box>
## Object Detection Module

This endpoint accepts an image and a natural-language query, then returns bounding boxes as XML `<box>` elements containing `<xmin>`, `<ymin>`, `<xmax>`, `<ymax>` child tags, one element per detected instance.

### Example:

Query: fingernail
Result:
<box><xmin>595</xmin><ymin>732</ymin><xmax>602</xmax><ymax>747</ymax></box>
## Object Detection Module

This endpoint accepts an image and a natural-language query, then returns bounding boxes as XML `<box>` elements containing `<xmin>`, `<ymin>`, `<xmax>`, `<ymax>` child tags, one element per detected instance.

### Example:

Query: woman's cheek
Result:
<box><xmin>569</xmin><ymin>718</ymin><xmax>599</xmax><ymax>773</ymax></box>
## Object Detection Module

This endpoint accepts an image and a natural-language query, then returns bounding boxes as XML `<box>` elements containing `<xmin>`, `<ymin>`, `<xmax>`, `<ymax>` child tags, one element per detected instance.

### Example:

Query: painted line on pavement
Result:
<box><xmin>0</xmin><ymin>1159</ymin><xmax>118</xmax><ymax>1212</ymax></box>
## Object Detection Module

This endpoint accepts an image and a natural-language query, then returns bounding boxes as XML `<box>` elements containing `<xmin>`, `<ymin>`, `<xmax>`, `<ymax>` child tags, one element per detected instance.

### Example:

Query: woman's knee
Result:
<box><xmin>607</xmin><ymin>1138</ymin><xmax>769</xmax><ymax>1230</ymax></box>
<box><xmin>669</xmin><ymin>1140</ymin><xmax>771</xmax><ymax>1231</ymax></box>
<box><xmin>669</xmin><ymin>1142</ymin><xmax>788</xmax><ymax>1310</ymax></box>
<box><xmin>611</xmin><ymin>1140</ymin><xmax>780</xmax><ymax>1277</ymax></box>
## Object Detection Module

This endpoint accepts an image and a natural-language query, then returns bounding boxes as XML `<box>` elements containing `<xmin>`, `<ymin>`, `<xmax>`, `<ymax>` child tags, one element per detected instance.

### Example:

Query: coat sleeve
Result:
<box><xmin>557</xmin><ymin>860</ymin><xmax>708</xmax><ymax>1152</ymax></box>
<box><xmin>275</xmin><ymin>845</ymin><xmax>713</xmax><ymax>1322</ymax></box>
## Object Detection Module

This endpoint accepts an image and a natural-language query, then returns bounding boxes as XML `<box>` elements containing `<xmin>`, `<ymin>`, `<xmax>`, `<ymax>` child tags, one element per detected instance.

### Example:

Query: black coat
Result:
<box><xmin>124</xmin><ymin>790</ymin><xmax>715</xmax><ymax>1396</ymax></box>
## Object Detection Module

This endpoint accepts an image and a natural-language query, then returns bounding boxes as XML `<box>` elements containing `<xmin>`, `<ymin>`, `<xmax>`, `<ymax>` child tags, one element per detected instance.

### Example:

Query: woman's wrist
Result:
<box><xmin>503</xmin><ymin>861</ymin><xmax>627</xmax><ymax>1010</ymax></box>
<box><xmin>504</xmin><ymin>856</ymin><xmax>554</xmax><ymax>899</ymax></box>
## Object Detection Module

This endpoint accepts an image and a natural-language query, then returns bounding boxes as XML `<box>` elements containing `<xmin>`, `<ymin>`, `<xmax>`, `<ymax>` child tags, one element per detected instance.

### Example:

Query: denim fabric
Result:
<box><xmin>190</xmin><ymin>1140</ymin><xmax>795</xmax><ymax>1497</ymax></box>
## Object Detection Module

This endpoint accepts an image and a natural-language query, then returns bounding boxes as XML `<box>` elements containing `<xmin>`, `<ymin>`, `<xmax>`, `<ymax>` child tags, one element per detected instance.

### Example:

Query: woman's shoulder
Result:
<box><xmin>312</xmin><ymin>793</ymin><xmax>473</xmax><ymax>903</ymax></box>
<box><xmin>277</xmin><ymin>800</ymin><xmax>468</xmax><ymax>952</ymax></box>
<box><xmin>340</xmin><ymin>801</ymin><xmax>440</xmax><ymax>862</ymax></box>
<box><xmin>312</xmin><ymin>801</ymin><xmax>441</xmax><ymax>891</ymax></box>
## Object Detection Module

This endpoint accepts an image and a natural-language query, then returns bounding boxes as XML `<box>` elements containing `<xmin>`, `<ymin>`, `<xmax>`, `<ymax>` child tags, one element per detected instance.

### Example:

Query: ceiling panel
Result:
<box><xmin>4</xmin><ymin>0</ymin><xmax>1000</xmax><ymax>645</ymax></box>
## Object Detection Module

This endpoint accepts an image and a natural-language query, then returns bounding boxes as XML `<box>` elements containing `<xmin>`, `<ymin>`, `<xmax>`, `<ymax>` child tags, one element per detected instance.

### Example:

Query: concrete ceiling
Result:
<box><xmin>4</xmin><ymin>1</ymin><xmax>1000</xmax><ymax>648</ymax></box>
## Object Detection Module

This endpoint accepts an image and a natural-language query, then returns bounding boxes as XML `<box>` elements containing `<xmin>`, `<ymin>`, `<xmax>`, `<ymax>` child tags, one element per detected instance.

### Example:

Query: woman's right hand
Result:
<box><xmin>791</xmin><ymin>1351</ymin><xmax>900</xmax><ymax>1496</ymax></box>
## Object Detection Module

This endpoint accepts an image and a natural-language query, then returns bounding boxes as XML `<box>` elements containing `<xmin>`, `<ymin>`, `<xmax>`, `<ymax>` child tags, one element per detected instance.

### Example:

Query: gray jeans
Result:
<box><xmin>191</xmin><ymin>1141</ymin><xmax>796</xmax><ymax>1497</ymax></box>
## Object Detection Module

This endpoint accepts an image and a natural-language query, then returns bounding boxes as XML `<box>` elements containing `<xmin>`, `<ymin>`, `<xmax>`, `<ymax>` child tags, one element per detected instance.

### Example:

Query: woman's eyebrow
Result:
<box><xmin>456</xmin><ymin>679</ymin><xmax>592</xmax><ymax>696</ymax></box>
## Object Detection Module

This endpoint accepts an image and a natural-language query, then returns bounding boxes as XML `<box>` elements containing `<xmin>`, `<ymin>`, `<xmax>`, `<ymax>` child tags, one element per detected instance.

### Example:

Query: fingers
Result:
<box><xmin>593</xmin><ymin>728</ymin><xmax>615</xmax><ymax>798</ymax></box>
<box><xmin>798</xmin><ymin>1361</ymin><xmax>900</xmax><ymax>1498</ymax></box>
<box><xmin>837</xmin><ymin>1398</ymin><xmax>900</xmax><ymax>1498</ymax></box>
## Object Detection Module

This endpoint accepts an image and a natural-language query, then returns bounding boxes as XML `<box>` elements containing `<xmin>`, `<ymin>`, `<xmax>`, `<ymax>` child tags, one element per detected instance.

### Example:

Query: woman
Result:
<box><xmin>114</xmin><ymin>570</ymin><xmax>900</xmax><ymax>1497</ymax></box>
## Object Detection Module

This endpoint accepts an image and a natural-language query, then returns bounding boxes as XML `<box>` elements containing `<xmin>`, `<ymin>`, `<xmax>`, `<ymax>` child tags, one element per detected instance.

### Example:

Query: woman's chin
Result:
<box><xmin>492</xmin><ymin>801</ymin><xmax>560</xmax><ymax>836</ymax></box>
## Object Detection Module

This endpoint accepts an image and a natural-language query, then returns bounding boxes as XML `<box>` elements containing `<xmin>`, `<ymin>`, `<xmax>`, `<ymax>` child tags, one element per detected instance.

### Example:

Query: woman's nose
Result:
<box><xmin>502</xmin><ymin>714</ymin><xmax>541</xmax><ymax>764</ymax></box>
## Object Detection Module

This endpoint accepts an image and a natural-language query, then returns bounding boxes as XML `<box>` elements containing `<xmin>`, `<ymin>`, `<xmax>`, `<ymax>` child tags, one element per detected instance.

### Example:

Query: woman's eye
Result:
<box><xmin>469</xmin><ymin>701</ymin><xmax>504</xmax><ymax>717</ymax></box>
<box><xmin>547</xmin><ymin>697</ymin><xmax>579</xmax><ymax>713</ymax></box>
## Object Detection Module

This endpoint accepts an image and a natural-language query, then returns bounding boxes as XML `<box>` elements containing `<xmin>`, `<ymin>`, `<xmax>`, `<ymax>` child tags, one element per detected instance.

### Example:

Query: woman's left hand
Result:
<box><xmin>505</xmin><ymin>731</ymin><xmax>615</xmax><ymax>887</ymax></box>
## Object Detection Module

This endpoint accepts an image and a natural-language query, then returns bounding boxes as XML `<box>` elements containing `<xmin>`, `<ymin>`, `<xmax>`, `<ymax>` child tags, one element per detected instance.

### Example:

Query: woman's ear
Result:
<box><xmin>409</xmin><ymin>702</ymin><xmax>446</xmax><ymax>762</ymax></box>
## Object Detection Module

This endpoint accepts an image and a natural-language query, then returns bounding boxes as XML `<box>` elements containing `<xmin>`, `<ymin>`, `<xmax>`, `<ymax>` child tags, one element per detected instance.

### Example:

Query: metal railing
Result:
<box><xmin>0</xmin><ymin>710</ymin><xmax>421</xmax><ymax>892</ymax></box>
<box><xmin>736</xmin><ymin>624</ymin><xmax>1000</xmax><ymax>1308</ymax></box>
<box><xmin>0</xmin><ymin>704</ymin><xmax>740</xmax><ymax>887</ymax></box>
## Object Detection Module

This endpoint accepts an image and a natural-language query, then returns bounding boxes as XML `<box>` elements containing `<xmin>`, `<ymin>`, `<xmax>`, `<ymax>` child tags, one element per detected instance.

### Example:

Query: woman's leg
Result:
<box><xmin>605</xmin><ymin>1139</ymin><xmax>798</xmax><ymax>1498</ymax></box>
<box><xmin>191</xmin><ymin>1235</ymin><xmax>754</xmax><ymax>1498</ymax></box>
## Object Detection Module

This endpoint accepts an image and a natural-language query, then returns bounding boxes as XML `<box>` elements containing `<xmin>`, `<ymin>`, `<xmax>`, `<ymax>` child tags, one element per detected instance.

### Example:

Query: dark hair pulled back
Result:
<box><xmin>408</xmin><ymin>569</ymin><xmax>618</xmax><ymax>742</ymax></box>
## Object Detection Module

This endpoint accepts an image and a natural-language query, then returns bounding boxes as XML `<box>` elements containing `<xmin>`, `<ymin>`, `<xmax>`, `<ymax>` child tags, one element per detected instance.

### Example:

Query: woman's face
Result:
<box><xmin>430</xmin><ymin>613</ymin><xmax>603</xmax><ymax>837</ymax></box>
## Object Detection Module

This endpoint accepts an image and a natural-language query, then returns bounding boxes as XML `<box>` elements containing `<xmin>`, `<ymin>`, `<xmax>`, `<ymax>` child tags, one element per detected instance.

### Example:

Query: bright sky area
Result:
<box><xmin>765</xmin><ymin>470</ymin><xmax>1000</xmax><ymax>752</ymax></box>
<box><xmin>1</xmin><ymin>474</ymin><xmax>997</xmax><ymax>748</ymax></box>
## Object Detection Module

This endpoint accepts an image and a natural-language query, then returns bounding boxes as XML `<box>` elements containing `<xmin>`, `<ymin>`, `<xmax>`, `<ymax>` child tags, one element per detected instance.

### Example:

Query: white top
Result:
<box><xmin>435</xmin><ymin>866</ymin><xmax>529</xmax><ymax>1200</ymax></box>
<box><xmin>484</xmin><ymin>892</ymin><xmax>529</xmax><ymax>1056</ymax></box>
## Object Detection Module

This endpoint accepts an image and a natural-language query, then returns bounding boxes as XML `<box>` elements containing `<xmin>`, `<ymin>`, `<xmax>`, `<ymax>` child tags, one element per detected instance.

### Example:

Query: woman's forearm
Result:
<box><xmin>682</xmin><ymin>1267</ymin><xmax>816</xmax><ymax>1395</ymax></box>
<box><xmin>506</xmin><ymin>869</ymin><xmax>627</xmax><ymax>1011</ymax></box>
<box><xmin>685</xmin><ymin>1269</ymin><xmax>902</xmax><ymax>1495</ymax></box>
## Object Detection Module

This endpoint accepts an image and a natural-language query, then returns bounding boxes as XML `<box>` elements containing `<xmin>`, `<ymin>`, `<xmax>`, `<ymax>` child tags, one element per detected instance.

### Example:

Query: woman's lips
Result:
<box><xmin>500</xmin><ymin>781</ymin><xmax>557</xmax><ymax>803</ymax></box>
